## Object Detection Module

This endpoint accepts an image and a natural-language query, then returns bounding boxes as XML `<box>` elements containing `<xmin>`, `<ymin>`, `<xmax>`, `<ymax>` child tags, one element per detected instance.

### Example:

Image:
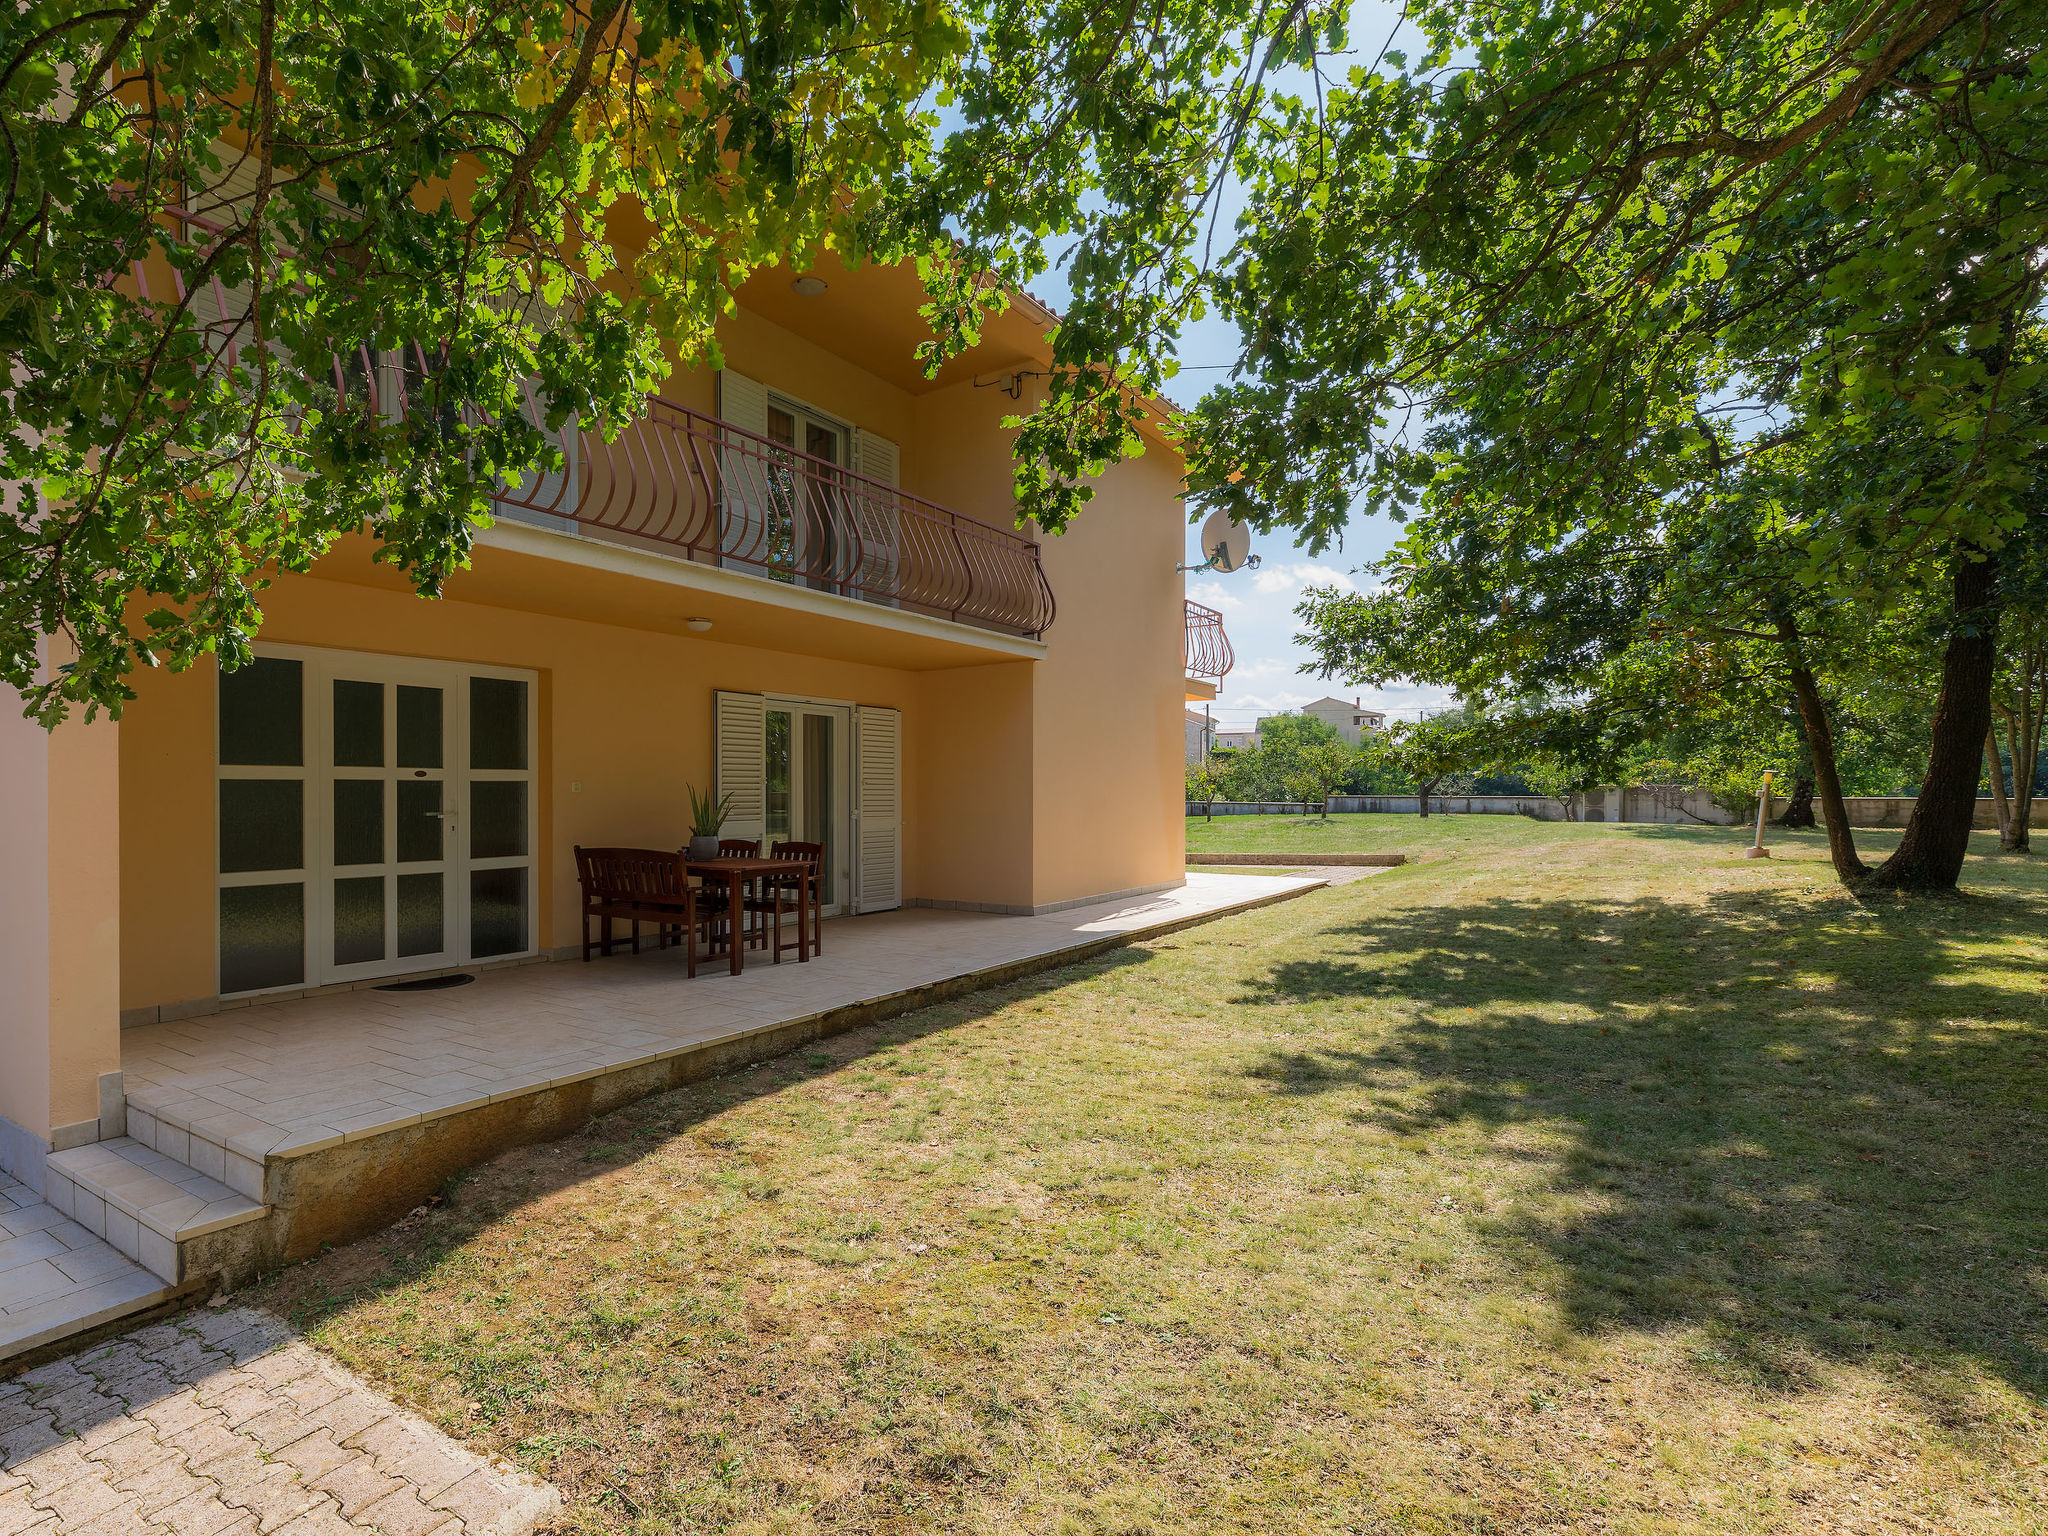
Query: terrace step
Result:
<box><xmin>1</xmin><ymin>1173</ymin><xmax>176</xmax><ymax>1365</ymax></box>
<box><xmin>43</xmin><ymin>1137</ymin><xmax>267</xmax><ymax>1285</ymax></box>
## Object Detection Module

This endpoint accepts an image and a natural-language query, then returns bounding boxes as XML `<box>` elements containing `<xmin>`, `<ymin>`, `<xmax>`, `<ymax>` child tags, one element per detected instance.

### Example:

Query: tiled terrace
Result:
<box><xmin>107</xmin><ymin>873</ymin><xmax>1334</xmax><ymax>1274</ymax></box>
<box><xmin>123</xmin><ymin>875</ymin><xmax>1323</xmax><ymax>1166</ymax></box>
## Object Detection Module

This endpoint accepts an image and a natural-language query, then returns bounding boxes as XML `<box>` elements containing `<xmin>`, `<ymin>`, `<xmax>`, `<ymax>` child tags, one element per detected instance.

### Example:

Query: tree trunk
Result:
<box><xmin>1776</xmin><ymin>618</ymin><xmax>1866</xmax><ymax>884</ymax></box>
<box><xmin>1986</xmin><ymin>727</ymin><xmax>2014</xmax><ymax>847</ymax></box>
<box><xmin>1417</xmin><ymin>776</ymin><xmax>1441</xmax><ymax>817</ymax></box>
<box><xmin>1775</xmin><ymin>774</ymin><xmax>1817</xmax><ymax>828</ymax></box>
<box><xmin>1868</xmin><ymin>548</ymin><xmax>1999</xmax><ymax>891</ymax></box>
<box><xmin>1995</xmin><ymin>626</ymin><xmax>2044</xmax><ymax>854</ymax></box>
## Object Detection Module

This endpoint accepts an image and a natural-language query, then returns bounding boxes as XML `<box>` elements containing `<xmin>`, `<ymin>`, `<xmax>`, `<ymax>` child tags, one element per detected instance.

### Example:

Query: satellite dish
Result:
<box><xmin>1181</xmin><ymin>509</ymin><xmax>1259</xmax><ymax>574</ymax></box>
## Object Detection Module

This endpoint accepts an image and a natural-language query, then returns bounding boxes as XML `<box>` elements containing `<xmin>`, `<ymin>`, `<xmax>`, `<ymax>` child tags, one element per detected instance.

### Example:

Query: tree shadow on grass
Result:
<box><xmin>1234</xmin><ymin>878</ymin><xmax>2048</xmax><ymax>1405</ymax></box>
<box><xmin>259</xmin><ymin>945</ymin><xmax>1158</xmax><ymax>1320</ymax></box>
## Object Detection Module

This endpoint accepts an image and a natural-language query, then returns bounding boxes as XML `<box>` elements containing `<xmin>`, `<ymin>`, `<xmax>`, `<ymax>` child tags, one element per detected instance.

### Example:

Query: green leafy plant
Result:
<box><xmin>687</xmin><ymin>784</ymin><xmax>735</xmax><ymax>839</ymax></box>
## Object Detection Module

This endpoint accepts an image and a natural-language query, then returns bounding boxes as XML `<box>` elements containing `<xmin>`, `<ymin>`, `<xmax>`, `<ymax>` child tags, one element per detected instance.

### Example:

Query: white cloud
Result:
<box><xmin>1186</xmin><ymin>579</ymin><xmax>1245</xmax><ymax>612</ymax></box>
<box><xmin>1222</xmin><ymin>657</ymin><xmax>1296</xmax><ymax>682</ymax></box>
<box><xmin>1250</xmin><ymin>561</ymin><xmax>1357</xmax><ymax>598</ymax></box>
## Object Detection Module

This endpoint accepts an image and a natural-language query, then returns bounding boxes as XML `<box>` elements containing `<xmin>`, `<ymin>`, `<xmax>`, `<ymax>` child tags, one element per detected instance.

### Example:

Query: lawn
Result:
<box><xmin>257</xmin><ymin>818</ymin><xmax>2047</xmax><ymax>1534</ymax></box>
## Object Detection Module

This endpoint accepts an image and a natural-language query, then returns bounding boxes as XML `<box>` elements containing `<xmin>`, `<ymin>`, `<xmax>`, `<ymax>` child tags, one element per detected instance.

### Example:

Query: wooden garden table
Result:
<box><xmin>684</xmin><ymin>856</ymin><xmax>813</xmax><ymax>976</ymax></box>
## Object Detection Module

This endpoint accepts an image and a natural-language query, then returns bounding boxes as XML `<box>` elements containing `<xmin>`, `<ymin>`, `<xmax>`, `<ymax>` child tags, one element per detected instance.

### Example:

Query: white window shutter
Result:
<box><xmin>852</xmin><ymin>705</ymin><xmax>902</xmax><ymax>912</ymax></box>
<box><xmin>850</xmin><ymin>430</ymin><xmax>902</xmax><ymax>609</ymax></box>
<box><xmin>714</xmin><ymin>690</ymin><xmax>766</xmax><ymax>843</ymax></box>
<box><xmin>718</xmin><ymin>369</ymin><xmax>769</xmax><ymax>435</ymax></box>
<box><xmin>854</xmin><ymin>429</ymin><xmax>899</xmax><ymax>486</ymax></box>
<box><xmin>718</xmin><ymin>370</ymin><xmax>772</xmax><ymax>571</ymax></box>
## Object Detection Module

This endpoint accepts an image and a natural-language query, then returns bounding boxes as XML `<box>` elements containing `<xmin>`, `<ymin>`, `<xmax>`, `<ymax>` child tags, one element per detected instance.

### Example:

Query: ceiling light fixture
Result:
<box><xmin>684</xmin><ymin>617</ymin><xmax>713</xmax><ymax>633</ymax></box>
<box><xmin>790</xmin><ymin>276</ymin><xmax>828</xmax><ymax>297</ymax></box>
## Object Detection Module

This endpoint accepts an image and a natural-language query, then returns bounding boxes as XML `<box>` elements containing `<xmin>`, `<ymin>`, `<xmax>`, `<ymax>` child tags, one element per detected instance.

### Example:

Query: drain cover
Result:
<box><xmin>374</xmin><ymin>973</ymin><xmax>476</xmax><ymax>992</ymax></box>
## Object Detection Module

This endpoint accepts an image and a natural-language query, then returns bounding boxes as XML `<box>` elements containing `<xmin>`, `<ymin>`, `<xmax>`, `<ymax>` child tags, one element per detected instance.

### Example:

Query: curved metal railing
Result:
<box><xmin>142</xmin><ymin>222</ymin><xmax>1058</xmax><ymax>641</ymax></box>
<box><xmin>493</xmin><ymin>391</ymin><xmax>1057</xmax><ymax>640</ymax></box>
<box><xmin>1185</xmin><ymin>599</ymin><xmax>1234</xmax><ymax>683</ymax></box>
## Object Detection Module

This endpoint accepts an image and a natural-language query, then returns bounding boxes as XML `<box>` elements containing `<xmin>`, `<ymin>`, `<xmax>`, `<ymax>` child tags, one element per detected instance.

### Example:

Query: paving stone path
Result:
<box><xmin>0</xmin><ymin>1308</ymin><xmax>558</xmax><ymax>1536</ymax></box>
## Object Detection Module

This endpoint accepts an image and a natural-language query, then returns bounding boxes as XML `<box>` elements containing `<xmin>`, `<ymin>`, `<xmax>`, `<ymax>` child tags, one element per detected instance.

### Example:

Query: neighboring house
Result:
<box><xmin>1214</xmin><ymin>728</ymin><xmax>1258</xmax><ymax>752</ymax></box>
<box><xmin>1185</xmin><ymin>708</ymin><xmax>1214</xmax><ymax>765</ymax></box>
<box><xmin>1301</xmin><ymin>696</ymin><xmax>1386</xmax><ymax>746</ymax></box>
<box><xmin>1</xmin><ymin>229</ymin><xmax>1234</xmax><ymax>1341</ymax></box>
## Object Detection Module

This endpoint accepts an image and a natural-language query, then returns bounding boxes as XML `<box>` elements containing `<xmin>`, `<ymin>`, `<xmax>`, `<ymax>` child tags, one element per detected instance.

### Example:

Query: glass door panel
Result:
<box><xmin>466</xmin><ymin>676</ymin><xmax>533</xmax><ymax>959</ymax></box>
<box><xmin>802</xmin><ymin>712</ymin><xmax>834</xmax><ymax>893</ymax></box>
<box><xmin>217</xmin><ymin>657</ymin><xmax>308</xmax><ymax>994</ymax></box>
<box><xmin>219</xmin><ymin>648</ymin><xmax>536</xmax><ymax>996</ymax></box>
<box><xmin>325</xmin><ymin>672</ymin><xmax>454</xmax><ymax>982</ymax></box>
<box><xmin>763</xmin><ymin>700</ymin><xmax>851</xmax><ymax>914</ymax></box>
<box><xmin>765</xmin><ymin>709</ymin><xmax>792</xmax><ymax>840</ymax></box>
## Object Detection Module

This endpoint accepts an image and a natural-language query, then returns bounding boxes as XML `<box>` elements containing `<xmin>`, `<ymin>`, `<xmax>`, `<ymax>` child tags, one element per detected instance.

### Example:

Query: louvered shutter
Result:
<box><xmin>850</xmin><ymin>430</ymin><xmax>902</xmax><ymax>608</ymax></box>
<box><xmin>714</xmin><ymin>690</ymin><xmax>766</xmax><ymax>843</ymax></box>
<box><xmin>852</xmin><ymin>705</ymin><xmax>902</xmax><ymax>912</ymax></box>
<box><xmin>718</xmin><ymin>370</ymin><xmax>774</xmax><ymax>571</ymax></box>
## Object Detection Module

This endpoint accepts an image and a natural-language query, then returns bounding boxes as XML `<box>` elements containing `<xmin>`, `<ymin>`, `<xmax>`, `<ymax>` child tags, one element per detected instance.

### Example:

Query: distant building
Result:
<box><xmin>1185</xmin><ymin>708</ymin><xmax>1214</xmax><ymax>765</ymax></box>
<box><xmin>1300</xmin><ymin>696</ymin><xmax>1385</xmax><ymax>746</ymax></box>
<box><xmin>1213</xmin><ymin>728</ymin><xmax>1258</xmax><ymax>752</ymax></box>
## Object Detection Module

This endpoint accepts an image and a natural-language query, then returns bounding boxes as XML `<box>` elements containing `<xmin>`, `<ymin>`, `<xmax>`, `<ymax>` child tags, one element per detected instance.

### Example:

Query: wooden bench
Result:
<box><xmin>573</xmin><ymin>846</ymin><xmax>712</xmax><ymax>974</ymax></box>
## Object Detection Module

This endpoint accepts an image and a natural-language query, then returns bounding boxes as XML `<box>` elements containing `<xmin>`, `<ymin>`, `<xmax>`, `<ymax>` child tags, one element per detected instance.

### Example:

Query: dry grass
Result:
<box><xmin>255</xmin><ymin>819</ymin><xmax>2048</xmax><ymax>1534</ymax></box>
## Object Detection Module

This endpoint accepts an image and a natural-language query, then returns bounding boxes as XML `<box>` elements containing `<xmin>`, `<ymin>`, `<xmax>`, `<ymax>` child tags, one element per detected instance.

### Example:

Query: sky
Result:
<box><xmin>1014</xmin><ymin>1</ymin><xmax>1459</xmax><ymax>733</ymax></box>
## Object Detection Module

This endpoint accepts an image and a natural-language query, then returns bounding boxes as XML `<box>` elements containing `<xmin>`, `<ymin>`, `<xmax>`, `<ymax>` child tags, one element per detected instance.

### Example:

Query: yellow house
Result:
<box><xmin>0</xmin><ymin>245</ymin><xmax>1263</xmax><ymax>1354</ymax></box>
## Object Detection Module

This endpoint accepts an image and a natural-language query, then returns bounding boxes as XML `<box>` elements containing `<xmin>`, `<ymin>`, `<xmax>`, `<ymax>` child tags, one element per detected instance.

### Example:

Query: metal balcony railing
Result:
<box><xmin>147</xmin><ymin>196</ymin><xmax>1053</xmax><ymax>637</ymax></box>
<box><xmin>155</xmin><ymin>263</ymin><xmax>1060</xmax><ymax>640</ymax></box>
<box><xmin>488</xmin><ymin>387</ymin><xmax>1056</xmax><ymax>640</ymax></box>
<box><xmin>1185</xmin><ymin>599</ymin><xmax>1234</xmax><ymax>683</ymax></box>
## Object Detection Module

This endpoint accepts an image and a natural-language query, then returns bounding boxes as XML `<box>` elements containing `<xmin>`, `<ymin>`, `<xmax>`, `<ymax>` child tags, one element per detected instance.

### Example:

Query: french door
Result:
<box><xmin>763</xmin><ymin>699</ymin><xmax>852</xmax><ymax>913</ymax></box>
<box><xmin>215</xmin><ymin>645</ymin><xmax>538</xmax><ymax>996</ymax></box>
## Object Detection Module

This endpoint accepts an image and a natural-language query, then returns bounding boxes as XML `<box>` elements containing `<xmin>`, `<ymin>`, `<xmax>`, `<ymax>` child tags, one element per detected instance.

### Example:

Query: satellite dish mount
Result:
<box><xmin>1178</xmin><ymin>510</ymin><xmax>1260</xmax><ymax>574</ymax></box>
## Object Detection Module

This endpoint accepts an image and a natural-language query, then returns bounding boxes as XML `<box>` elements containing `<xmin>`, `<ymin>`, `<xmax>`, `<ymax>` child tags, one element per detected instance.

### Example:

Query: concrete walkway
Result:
<box><xmin>0</xmin><ymin>1309</ymin><xmax>555</xmax><ymax>1536</ymax></box>
<box><xmin>0</xmin><ymin>1180</ymin><xmax>176</xmax><ymax>1369</ymax></box>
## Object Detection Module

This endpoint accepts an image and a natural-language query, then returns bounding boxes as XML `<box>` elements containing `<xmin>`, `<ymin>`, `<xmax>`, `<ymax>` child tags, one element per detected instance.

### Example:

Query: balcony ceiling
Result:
<box><xmin>733</xmin><ymin>249</ymin><xmax>1052</xmax><ymax>397</ymax></box>
<box><xmin>301</xmin><ymin>529</ymin><xmax>1047</xmax><ymax>672</ymax></box>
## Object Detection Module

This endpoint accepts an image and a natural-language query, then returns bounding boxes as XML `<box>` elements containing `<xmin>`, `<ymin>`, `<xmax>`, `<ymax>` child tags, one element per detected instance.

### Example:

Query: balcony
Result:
<box><xmin>1185</xmin><ymin>600</ymin><xmax>1234</xmax><ymax>696</ymax></box>
<box><xmin>492</xmin><ymin>393</ymin><xmax>1056</xmax><ymax>640</ymax></box>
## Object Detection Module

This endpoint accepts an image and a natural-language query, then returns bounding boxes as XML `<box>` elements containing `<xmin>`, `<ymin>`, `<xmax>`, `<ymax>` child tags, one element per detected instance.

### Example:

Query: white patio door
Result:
<box><xmin>764</xmin><ymin>698</ymin><xmax>852</xmax><ymax>913</ymax></box>
<box><xmin>216</xmin><ymin>646</ymin><xmax>538</xmax><ymax>996</ymax></box>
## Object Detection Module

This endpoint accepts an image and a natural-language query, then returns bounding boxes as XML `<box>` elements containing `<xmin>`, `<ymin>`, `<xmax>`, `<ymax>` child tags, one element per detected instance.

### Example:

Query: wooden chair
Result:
<box><xmin>573</xmin><ymin>846</ymin><xmax>710</xmax><ymax>974</ymax></box>
<box><xmin>761</xmin><ymin>840</ymin><xmax>825</xmax><ymax>959</ymax></box>
<box><xmin>707</xmin><ymin>838</ymin><xmax>763</xmax><ymax>948</ymax></box>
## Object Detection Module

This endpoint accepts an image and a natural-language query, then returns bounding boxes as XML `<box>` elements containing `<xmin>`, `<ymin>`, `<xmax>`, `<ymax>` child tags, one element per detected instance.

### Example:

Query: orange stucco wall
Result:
<box><xmin>903</xmin><ymin>375</ymin><xmax>1187</xmax><ymax>907</ymax></box>
<box><xmin>117</xmin><ymin>565</ymin><xmax>941</xmax><ymax>1013</ymax></box>
<box><xmin>1030</xmin><ymin>444</ymin><xmax>1187</xmax><ymax>906</ymax></box>
<box><xmin>0</xmin><ymin>686</ymin><xmax>55</xmax><ymax>1140</ymax></box>
<box><xmin>49</xmin><ymin>711</ymin><xmax>122</xmax><ymax>1129</ymax></box>
<box><xmin>2</xmin><ymin>652</ymin><xmax>121</xmax><ymax>1144</ymax></box>
<box><xmin>112</xmin><ymin>286</ymin><xmax>1189</xmax><ymax>1015</ymax></box>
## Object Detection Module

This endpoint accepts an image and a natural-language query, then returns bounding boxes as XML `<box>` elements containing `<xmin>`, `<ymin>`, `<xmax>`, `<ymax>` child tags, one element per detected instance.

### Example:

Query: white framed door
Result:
<box><xmin>763</xmin><ymin>697</ymin><xmax>852</xmax><ymax>913</ymax></box>
<box><xmin>215</xmin><ymin>645</ymin><xmax>539</xmax><ymax>996</ymax></box>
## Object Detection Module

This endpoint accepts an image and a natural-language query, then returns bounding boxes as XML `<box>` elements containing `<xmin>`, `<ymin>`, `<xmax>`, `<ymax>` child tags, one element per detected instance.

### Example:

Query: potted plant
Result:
<box><xmin>686</xmin><ymin>784</ymin><xmax>734</xmax><ymax>860</ymax></box>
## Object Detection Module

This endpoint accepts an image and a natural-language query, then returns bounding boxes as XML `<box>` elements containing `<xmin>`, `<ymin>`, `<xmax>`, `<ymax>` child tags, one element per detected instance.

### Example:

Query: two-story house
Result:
<box><xmin>1301</xmin><ymin>696</ymin><xmax>1386</xmax><ymax>746</ymax></box>
<box><xmin>0</xmin><ymin>238</ymin><xmax>1263</xmax><ymax>1357</ymax></box>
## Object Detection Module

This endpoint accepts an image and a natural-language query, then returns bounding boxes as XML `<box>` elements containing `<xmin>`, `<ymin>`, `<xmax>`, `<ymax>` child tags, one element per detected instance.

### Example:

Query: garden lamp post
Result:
<box><xmin>1746</xmin><ymin>771</ymin><xmax>1774</xmax><ymax>859</ymax></box>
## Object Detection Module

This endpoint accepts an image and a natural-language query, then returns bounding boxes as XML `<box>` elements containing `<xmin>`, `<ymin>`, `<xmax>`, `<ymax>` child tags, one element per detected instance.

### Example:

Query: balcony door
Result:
<box><xmin>716</xmin><ymin>370</ymin><xmax>899</xmax><ymax>602</ymax></box>
<box><xmin>715</xmin><ymin>690</ymin><xmax>900</xmax><ymax>914</ymax></box>
<box><xmin>764</xmin><ymin>700</ymin><xmax>851</xmax><ymax>914</ymax></box>
<box><xmin>764</xmin><ymin>398</ymin><xmax>849</xmax><ymax>595</ymax></box>
<box><xmin>215</xmin><ymin>646</ymin><xmax>538</xmax><ymax>997</ymax></box>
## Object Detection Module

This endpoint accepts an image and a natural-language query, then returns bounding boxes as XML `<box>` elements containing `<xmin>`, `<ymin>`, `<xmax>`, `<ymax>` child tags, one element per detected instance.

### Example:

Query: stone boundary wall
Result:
<box><xmin>1188</xmin><ymin>794</ymin><xmax>2046</xmax><ymax>829</ymax></box>
<box><xmin>1826</xmin><ymin>797</ymin><xmax>2048</xmax><ymax>829</ymax></box>
<box><xmin>1190</xmin><ymin>853</ymin><xmax>1408</xmax><ymax>867</ymax></box>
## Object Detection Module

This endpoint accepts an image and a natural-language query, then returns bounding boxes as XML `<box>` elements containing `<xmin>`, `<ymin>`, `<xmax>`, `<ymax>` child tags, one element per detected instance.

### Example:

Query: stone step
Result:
<box><xmin>0</xmin><ymin>1174</ymin><xmax>175</xmax><ymax>1364</ymax></box>
<box><xmin>43</xmin><ymin>1137</ymin><xmax>267</xmax><ymax>1284</ymax></box>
